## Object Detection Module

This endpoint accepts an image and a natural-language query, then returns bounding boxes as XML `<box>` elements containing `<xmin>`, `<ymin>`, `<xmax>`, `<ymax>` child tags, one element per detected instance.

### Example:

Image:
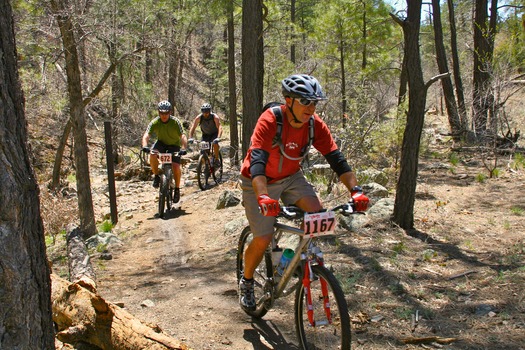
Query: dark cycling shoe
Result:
<box><xmin>173</xmin><ymin>187</ymin><xmax>180</xmax><ymax>203</ymax></box>
<box><xmin>239</xmin><ymin>277</ymin><xmax>256</xmax><ymax>311</ymax></box>
<box><xmin>152</xmin><ymin>175</ymin><xmax>160</xmax><ymax>188</ymax></box>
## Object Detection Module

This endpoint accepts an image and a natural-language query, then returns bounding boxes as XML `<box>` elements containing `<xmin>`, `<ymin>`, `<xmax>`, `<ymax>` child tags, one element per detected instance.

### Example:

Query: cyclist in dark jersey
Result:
<box><xmin>142</xmin><ymin>100</ymin><xmax>187</xmax><ymax>203</ymax></box>
<box><xmin>188</xmin><ymin>103</ymin><xmax>223</xmax><ymax>162</ymax></box>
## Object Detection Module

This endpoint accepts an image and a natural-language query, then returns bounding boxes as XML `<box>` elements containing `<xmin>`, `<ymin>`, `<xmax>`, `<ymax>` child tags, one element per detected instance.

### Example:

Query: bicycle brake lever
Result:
<box><xmin>282</xmin><ymin>207</ymin><xmax>299</xmax><ymax>219</ymax></box>
<box><xmin>341</xmin><ymin>203</ymin><xmax>354</xmax><ymax>216</ymax></box>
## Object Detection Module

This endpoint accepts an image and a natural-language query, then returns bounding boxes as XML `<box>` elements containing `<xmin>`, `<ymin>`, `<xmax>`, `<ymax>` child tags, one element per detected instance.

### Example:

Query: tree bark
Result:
<box><xmin>51</xmin><ymin>0</ymin><xmax>97</xmax><ymax>238</ymax></box>
<box><xmin>472</xmin><ymin>0</ymin><xmax>497</xmax><ymax>136</ymax></box>
<box><xmin>446</xmin><ymin>0</ymin><xmax>468</xmax><ymax>131</ymax></box>
<box><xmin>431</xmin><ymin>0</ymin><xmax>463</xmax><ymax>139</ymax></box>
<box><xmin>0</xmin><ymin>0</ymin><xmax>55</xmax><ymax>346</ymax></box>
<box><xmin>227</xmin><ymin>0</ymin><xmax>239</xmax><ymax>166</ymax></box>
<box><xmin>51</xmin><ymin>275</ymin><xmax>191</xmax><ymax>349</ymax></box>
<box><xmin>391</xmin><ymin>0</ymin><xmax>427</xmax><ymax>229</ymax></box>
<box><xmin>52</xmin><ymin>119</ymin><xmax>73</xmax><ymax>189</ymax></box>
<box><xmin>339</xmin><ymin>27</ymin><xmax>347</xmax><ymax>127</ymax></box>
<box><xmin>241</xmin><ymin>0</ymin><xmax>264</xmax><ymax>158</ymax></box>
<box><xmin>290</xmin><ymin>0</ymin><xmax>296</xmax><ymax>64</ymax></box>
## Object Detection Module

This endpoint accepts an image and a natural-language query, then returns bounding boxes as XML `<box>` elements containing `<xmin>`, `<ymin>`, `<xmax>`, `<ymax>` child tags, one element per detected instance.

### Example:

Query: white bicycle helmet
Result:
<box><xmin>158</xmin><ymin>100</ymin><xmax>171</xmax><ymax>112</ymax></box>
<box><xmin>201</xmin><ymin>103</ymin><xmax>212</xmax><ymax>112</ymax></box>
<box><xmin>281</xmin><ymin>74</ymin><xmax>327</xmax><ymax>100</ymax></box>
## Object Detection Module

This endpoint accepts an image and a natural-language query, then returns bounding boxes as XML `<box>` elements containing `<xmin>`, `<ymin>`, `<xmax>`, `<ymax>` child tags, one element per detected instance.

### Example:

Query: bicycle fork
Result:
<box><xmin>301</xmin><ymin>253</ymin><xmax>332</xmax><ymax>327</ymax></box>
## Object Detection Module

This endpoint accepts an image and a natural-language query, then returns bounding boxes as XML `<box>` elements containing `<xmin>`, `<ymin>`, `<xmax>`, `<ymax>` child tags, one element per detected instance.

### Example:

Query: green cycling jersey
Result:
<box><xmin>145</xmin><ymin>115</ymin><xmax>184</xmax><ymax>146</ymax></box>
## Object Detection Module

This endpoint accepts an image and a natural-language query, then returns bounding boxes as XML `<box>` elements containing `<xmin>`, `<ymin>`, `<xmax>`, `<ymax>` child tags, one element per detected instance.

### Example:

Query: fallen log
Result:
<box><xmin>51</xmin><ymin>274</ymin><xmax>192</xmax><ymax>349</ymax></box>
<box><xmin>401</xmin><ymin>336</ymin><xmax>457</xmax><ymax>345</ymax></box>
<box><xmin>66</xmin><ymin>224</ymin><xmax>97</xmax><ymax>292</ymax></box>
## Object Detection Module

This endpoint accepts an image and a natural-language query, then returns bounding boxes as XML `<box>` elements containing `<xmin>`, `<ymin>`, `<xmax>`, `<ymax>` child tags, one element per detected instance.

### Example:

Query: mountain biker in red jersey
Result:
<box><xmin>142</xmin><ymin>100</ymin><xmax>187</xmax><ymax>203</ymax></box>
<box><xmin>238</xmin><ymin>74</ymin><xmax>369</xmax><ymax>311</ymax></box>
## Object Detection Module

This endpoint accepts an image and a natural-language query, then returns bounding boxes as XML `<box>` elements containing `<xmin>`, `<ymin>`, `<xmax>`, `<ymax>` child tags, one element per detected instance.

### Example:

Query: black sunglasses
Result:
<box><xmin>296</xmin><ymin>98</ymin><xmax>319</xmax><ymax>107</ymax></box>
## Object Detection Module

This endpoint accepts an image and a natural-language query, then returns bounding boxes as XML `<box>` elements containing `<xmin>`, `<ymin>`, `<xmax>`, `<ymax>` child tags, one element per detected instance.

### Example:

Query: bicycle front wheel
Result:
<box><xmin>196</xmin><ymin>154</ymin><xmax>209</xmax><ymax>191</ymax></box>
<box><xmin>295</xmin><ymin>264</ymin><xmax>351</xmax><ymax>350</ymax></box>
<box><xmin>236</xmin><ymin>226</ymin><xmax>273</xmax><ymax>318</ymax></box>
<box><xmin>212</xmin><ymin>152</ymin><xmax>223</xmax><ymax>185</ymax></box>
<box><xmin>165</xmin><ymin>169</ymin><xmax>173</xmax><ymax>211</ymax></box>
<box><xmin>158</xmin><ymin>175</ymin><xmax>167</xmax><ymax>218</ymax></box>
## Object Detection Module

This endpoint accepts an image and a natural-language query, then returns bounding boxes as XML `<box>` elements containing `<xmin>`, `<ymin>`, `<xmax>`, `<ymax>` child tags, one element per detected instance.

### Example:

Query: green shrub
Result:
<box><xmin>449</xmin><ymin>152</ymin><xmax>460</xmax><ymax>166</ymax></box>
<box><xmin>476</xmin><ymin>173</ymin><xmax>487</xmax><ymax>183</ymax></box>
<box><xmin>99</xmin><ymin>220</ymin><xmax>113</xmax><ymax>233</ymax></box>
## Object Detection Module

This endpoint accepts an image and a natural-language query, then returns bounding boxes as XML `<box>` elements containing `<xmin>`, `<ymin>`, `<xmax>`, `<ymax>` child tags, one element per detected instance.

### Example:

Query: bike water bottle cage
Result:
<box><xmin>270</xmin><ymin>106</ymin><xmax>314</xmax><ymax>172</ymax></box>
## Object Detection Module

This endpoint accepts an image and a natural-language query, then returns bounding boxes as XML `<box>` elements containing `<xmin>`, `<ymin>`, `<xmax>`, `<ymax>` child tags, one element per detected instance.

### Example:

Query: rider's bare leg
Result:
<box><xmin>242</xmin><ymin>233</ymin><xmax>272</xmax><ymax>279</ymax></box>
<box><xmin>213</xmin><ymin>143</ymin><xmax>220</xmax><ymax>160</ymax></box>
<box><xmin>149</xmin><ymin>154</ymin><xmax>159</xmax><ymax>175</ymax></box>
<box><xmin>172</xmin><ymin>163</ymin><xmax>181</xmax><ymax>188</ymax></box>
<box><xmin>243</xmin><ymin>197</ymin><xmax>321</xmax><ymax>279</ymax></box>
<box><xmin>294</xmin><ymin>195</ymin><xmax>322</xmax><ymax>212</ymax></box>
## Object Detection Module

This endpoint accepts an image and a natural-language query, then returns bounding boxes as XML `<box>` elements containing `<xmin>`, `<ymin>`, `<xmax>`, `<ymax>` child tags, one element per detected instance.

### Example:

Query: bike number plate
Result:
<box><xmin>200</xmin><ymin>142</ymin><xmax>210</xmax><ymax>150</ymax></box>
<box><xmin>159</xmin><ymin>153</ymin><xmax>172</xmax><ymax>164</ymax></box>
<box><xmin>303</xmin><ymin>211</ymin><xmax>336</xmax><ymax>237</ymax></box>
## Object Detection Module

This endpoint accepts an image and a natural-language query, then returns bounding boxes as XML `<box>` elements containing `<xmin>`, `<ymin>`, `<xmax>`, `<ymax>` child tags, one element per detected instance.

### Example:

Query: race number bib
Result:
<box><xmin>200</xmin><ymin>141</ymin><xmax>210</xmax><ymax>150</ymax></box>
<box><xmin>159</xmin><ymin>153</ymin><xmax>172</xmax><ymax>164</ymax></box>
<box><xmin>303</xmin><ymin>211</ymin><xmax>336</xmax><ymax>237</ymax></box>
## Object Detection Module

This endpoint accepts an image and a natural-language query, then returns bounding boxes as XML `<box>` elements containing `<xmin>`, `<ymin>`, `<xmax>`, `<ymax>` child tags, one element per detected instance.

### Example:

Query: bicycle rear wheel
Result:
<box><xmin>295</xmin><ymin>264</ymin><xmax>351</xmax><ymax>350</ymax></box>
<box><xmin>212</xmin><ymin>152</ymin><xmax>223</xmax><ymax>185</ymax></box>
<box><xmin>236</xmin><ymin>226</ymin><xmax>273</xmax><ymax>318</ymax></box>
<box><xmin>196</xmin><ymin>154</ymin><xmax>210</xmax><ymax>191</ymax></box>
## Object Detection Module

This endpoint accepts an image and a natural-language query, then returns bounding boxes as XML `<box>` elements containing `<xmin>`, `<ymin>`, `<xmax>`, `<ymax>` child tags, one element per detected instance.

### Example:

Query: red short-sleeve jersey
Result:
<box><xmin>241</xmin><ymin>105</ymin><xmax>338</xmax><ymax>182</ymax></box>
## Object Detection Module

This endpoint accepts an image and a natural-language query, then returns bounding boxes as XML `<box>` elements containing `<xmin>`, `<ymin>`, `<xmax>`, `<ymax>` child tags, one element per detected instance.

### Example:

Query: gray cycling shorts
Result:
<box><xmin>240</xmin><ymin>171</ymin><xmax>317</xmax><ymax>237</ymax></box>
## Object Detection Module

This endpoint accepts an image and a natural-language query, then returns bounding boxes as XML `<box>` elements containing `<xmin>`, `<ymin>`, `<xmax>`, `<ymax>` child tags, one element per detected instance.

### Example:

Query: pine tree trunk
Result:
<box><xmin>227</xmin><ymin>0</ymin><xmax>239</xmax><ymax>166</ymax></box>
<box><xmin>431</xmin><ymin>0</ymin><xmax>463</xmax><ymax>139</ymax></box>
<box><xmin>0</xmin><ymin>1</ymin><xmax>55</xmax><ymax>346</ymax></box>
<box><xmin>51</xmin><ymin>0</ymin><xmax>97</xmax><ymax>238</ymax></box>
<box><xmin>446</xmin><ymin>0</ymin><xmax>468</xmax><ymax>131</ymax></box>
<box><xmin>392</xmin><ymin>0</ymin><xmax>427</xmax><ymax>229</ymax></box>
<box><xmin>241</xmin><ymin>0</ymin><xmax>264</xmax><ymax>158</ymax></box>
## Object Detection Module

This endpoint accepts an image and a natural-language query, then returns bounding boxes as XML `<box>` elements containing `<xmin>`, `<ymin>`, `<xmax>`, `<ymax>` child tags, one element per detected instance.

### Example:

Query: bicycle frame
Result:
<box><xmin>237</xmin><ymin>203</ymin><xmax>356</xmax><ymax>349</ymax></box>
<box><xmin>263</xmin><ymin>223</ymin><xmax>333</xmax><ymax>330</ymax></box>
<box><xmin>196</xmin><ymin>140</ymin><xmax>222</xmax><ymax>190</ymax></box>
<box><xmin>142</xmin><ymin>147</ymin><xmax>180</xmax><ymax>217</ymax></box>
<box><xmin>271</xmin><ymin>223</ymin><xmax>309</xmax><ymax>298</ymax></box>
<box><xmin>263</xmin><ymin>204</ymin><xmax>356</xmax><ymax>322</ymax></box>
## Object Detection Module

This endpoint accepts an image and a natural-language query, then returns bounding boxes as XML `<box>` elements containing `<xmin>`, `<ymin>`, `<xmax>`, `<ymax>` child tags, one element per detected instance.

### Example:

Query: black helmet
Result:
<box><xmin>158</xmin><ymin>100</ymin><xmax>171</xmax><ymax>112</ymax></box>
<box><xmin>281</xmin><ymin>74</ymin><xmax>327</xmax><ymax>101</ymax></box>
<box><xmin>201</xmin><ymin>103</ymin><xmax>212</xmax><ymax>112</ymax></box>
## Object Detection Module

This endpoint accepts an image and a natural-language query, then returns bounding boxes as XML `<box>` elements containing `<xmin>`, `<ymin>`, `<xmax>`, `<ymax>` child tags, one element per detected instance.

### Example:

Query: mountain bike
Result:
<box><xmin>236</xmin><ymin>202</ymin><xmax>361</xmax><ymax>350</ymax></box>
<box><xmin>141</xmin><ymin>147</ymin><xmax>184</xmax><ymax>218</ymax></box>
<box><xmin>191</xmin><ymin>139</ymin><xmax>223</xmax><ymax>191</ymax></box>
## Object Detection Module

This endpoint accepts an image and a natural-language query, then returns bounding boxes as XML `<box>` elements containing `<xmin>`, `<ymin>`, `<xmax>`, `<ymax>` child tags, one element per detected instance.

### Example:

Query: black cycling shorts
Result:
<box><xmin>152</xmin><ymin>140</ymin><xmax>181</xmax><ymax>164</ymax></box>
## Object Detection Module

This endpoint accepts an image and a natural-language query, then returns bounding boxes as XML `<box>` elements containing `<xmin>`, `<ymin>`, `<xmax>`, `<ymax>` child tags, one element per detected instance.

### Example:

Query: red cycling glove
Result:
<box><xmin>351</xmin><ymin>186</ymin><xmax>369</xmax><ymax>212</ymax></box>
<box><xmin>258</xmin><ymin>194</ymin><xmax>280</xmax><ymax>216</ymax></box>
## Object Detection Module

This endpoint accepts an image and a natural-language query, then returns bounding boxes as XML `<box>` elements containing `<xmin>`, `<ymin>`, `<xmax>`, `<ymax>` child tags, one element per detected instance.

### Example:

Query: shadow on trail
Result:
<box><xmin>243</xmin><ymin>319</ymin><xmax>299</xmax><ymax>350</ymax></box>
<box><xmin>333</xmin><ymin>226</ymin><xmax>524</xmax><ymax>350</ymax></box>
<box><xmin>147</xmin><ymin>208</ymin><xmax>191</xmax><ymax>220</ymax></box>
<box><xmin>405</xmin><ymin>228</ymin><xmax>518</xmax><ymax>272</ymax></box>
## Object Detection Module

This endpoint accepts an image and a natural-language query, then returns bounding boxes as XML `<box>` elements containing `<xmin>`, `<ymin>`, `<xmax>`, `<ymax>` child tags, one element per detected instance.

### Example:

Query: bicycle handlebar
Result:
<box><xmin>278</xmin><ymin>201</ymin><xmax>361</xmax><ymax>220</ymax></box>
<box><xmin>141</xmin><ymin>147</ymin><xmax>186</xmax><ymax>157</ymax></box>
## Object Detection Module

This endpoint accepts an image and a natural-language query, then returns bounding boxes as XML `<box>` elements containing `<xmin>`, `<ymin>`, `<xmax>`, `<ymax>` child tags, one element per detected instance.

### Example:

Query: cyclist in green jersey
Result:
<box><xmin>142</xmin><ymin>100</ymin><xmax>187</xmax><ymax>203</ymax></box>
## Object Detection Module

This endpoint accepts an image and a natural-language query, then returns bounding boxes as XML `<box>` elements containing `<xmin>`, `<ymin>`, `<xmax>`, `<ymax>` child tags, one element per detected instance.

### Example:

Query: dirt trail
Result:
<box><xmin>93</xmin><ymin>151</ymin><xmax>525</xmax><ymax>350</ymax></box>
<box><xmin>96</xmin><ymin>177</ymin><xmax>303</xmax><ymax>349</ymax></box>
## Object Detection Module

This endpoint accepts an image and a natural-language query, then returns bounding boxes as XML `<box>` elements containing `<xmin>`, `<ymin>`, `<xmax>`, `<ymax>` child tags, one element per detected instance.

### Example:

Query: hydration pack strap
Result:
<box><xmin>270</xmin><ymin>106</ymin><xmax>314</xmax><ymax>173</ymax></box>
